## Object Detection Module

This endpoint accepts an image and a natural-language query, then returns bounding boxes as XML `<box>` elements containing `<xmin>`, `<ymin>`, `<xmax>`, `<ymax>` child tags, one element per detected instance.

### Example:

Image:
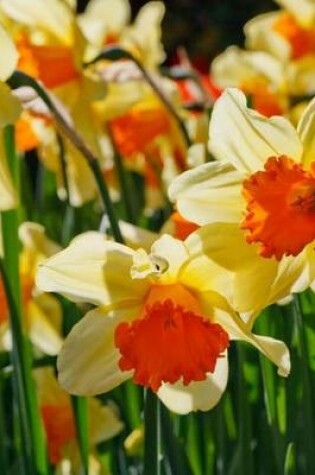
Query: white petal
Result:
<box><xmin>36</xmin><ymin>233</ymin><xmax>149</xmax><ymax>307</ymax></box>
<box><xmin>57</xmin><ymin>307</ymin><xmax>139</xmax><ymax>395</ymax></box>
<box><xmin>157</xmin><ymin>354</ymin><xmax>228</xmax><ymax>414</ymax></box>
<box><xmin>209</xmin><ymin>88</ymin><xmax>303</xmax><ymax>173</ymax></box>
<box><xmin>151</xmin><ymin>235</ymin><xmax>189</xmax><ymax>283</ymax></box>
<box><xmin>244</xmin><ymin>12</ymin><xmax>291</xmax><ymax>61</ymax></box>
<box><xmin>297</xmin><ymin>95</ymin><xmax>315</xmax><ymax>168</ymax></box>
<box><xmin>168</xmin><ymin>160</ymin><xmax>244</xmax><ymax>225</ymax></box>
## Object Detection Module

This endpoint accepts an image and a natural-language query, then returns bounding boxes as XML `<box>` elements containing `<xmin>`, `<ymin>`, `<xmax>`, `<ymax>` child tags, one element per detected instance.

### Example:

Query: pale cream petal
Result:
<box><xmin>0</xmin><ymin>83</ymin><xmax>22</xmax><ymax>127</ymax></box>
<box><xmin>0</xmin><ymin>24</ymin><xmax>18</xmax><ymax>80</ymax></box>
<box><xmin>78</xmin><ymin>0</ymin><xmax>130</xmax><ymax>48</ymax></box>
<box><xmin>214</xmin><ymin>310</ymin><xmax>290</xmax><ymax>376</ymax></box>
<box><xmin>297</xmin><ymin>95</ymin><xmax>315</xmax><ymax>168</ymax></box>
<box><xmin>121</xmin><ymin>1</ymin><xmax>165</xmax><ymax>68</ymax></box>
<box><xmin>57</xmin><ymin>307</ymin><xmax>138</xmax><ymax>395</ymax></box>
<box><xmin>270</xmin><ymin>251</ymin><xmax>309</xmax><ymax>301</ymax></box>
<box><xmin>244</xmin><ymin>12</ymin><xmax>291</xmax><ymax>61</ymax></box>
<box><xmin>276</xmin><ymin>0</ymin><xmax>315</xmax><ymax>27</ymax></box>
<box><xmin>212</xmin><ymin>46</ymin><xmax>284</xmax><ymax>90</ymax></box>
<box><xmin>179</xmin><ymin>254</ymin><xmax>234</xmax><ymax>312</ymax></box>
<box><xmin>168</xmin><ymin>161</ymin><xmax>244</xmax><ymax>225</ymax></box>
<box><xmin>0</xmin><ymin>134</ymin><xmax>18</xmax><ymax>211</ymax></box>
<box><xmin>27</xmin><ymin>297</ymin><xmax>63</xmax><ymax>355</ymax></box>
<box><xmin>118</xmin><ymin>220</ymin><xmax>158</xmax><ymax>251</ymax></box>
<box><xmin>209</xmin><ymin>88</ymin><xmax>303</xmax><ymax>173</ymax></box>
<box><xmin>36</xmin><ymin>233</ymin><xmax>149</xmax><ymax>307</ymax></box>
<box><xmin>287</xmin><ymin>56</ymin><xmax>315</xmax><ymax>96</ymax></box>
<box><xmin>186</xmin><ymin>223</ymin><xmax>279</xmax><ymax>313</ymax></box>
<box><xmin>33</xmin><ymin>366</ymin><xmax>69</xmax><ymax>405</ymax></box>
<box><xmin>150</xmin><ymin>235</ymin><xmax>189</xmax><ymax>283</ymax></box>
<box><xmin>19</xmin><ymin>221</ymin><xmax>61</xmax><ymax>257</ymax></box>
<box><xmin>1</xmin><ymin>0</ymin><xmax>74</xmax><ymax>45</ymax></box>
<box><xmin>88</xmin><ymin>399</ymin><xmax>124</xmax><ymax>444</ymax></box>
<box><xmin>157</xmin><ymin>354</ymin><xmax>228</xmax><ymax>414</ymax></box>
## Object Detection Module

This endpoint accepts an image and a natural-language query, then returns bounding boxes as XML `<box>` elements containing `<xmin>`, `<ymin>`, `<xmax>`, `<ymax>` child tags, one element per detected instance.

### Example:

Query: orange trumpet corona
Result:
<box><xmin>115</xmin><ymin>283</ymin><xmax>229</xmax><ymax>391</ymax></box>
<box><xmin>241</xmin><ymin>156</ymin><xmax>315</xmax><ymax>260</ymax></box>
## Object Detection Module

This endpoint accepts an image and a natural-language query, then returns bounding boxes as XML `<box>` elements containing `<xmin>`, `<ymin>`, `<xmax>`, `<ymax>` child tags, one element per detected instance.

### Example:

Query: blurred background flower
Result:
<box><xmin>77</xmin><ymin>0</ymin><xmax>277</xmax><ymax>71</ymax></box>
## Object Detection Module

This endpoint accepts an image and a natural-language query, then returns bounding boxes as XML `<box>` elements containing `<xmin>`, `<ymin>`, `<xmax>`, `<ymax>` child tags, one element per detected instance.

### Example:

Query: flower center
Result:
<box><xmin>114</xmin><ymin>284</ymin><xmax>229</xmax><ymax>391</ymax></box>
<box><xmin>241</xmin><ymin>156</ymin><xmax>315</xmax><ymax>260</ymax></box>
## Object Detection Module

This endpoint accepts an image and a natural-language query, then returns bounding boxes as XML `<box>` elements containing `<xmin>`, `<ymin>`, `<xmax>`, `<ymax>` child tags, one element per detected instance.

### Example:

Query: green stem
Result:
<box><xmin>72</xmin><ymin>396</ymin><xmax>89</xmax><ymax>475</ymax></box>
<box><xmin>291</xmin><ymin>296</ymin><xmax>315</xmax><ymax>474</ymax></box>
<box><xmin>108</xmin><ymin>128</ymin><xmax>137</xmax><ymax>224</ymax></box>
<box><xmin>7</xmin><ymin>71</ymin><xmax>123</xmax><ymax>244</ymax></box>
<box><xmin>144</xmin><ymin>389</ymin><xmax>162</xmax><ymax>475</ymax></box>
<box><xmin>1</xmin><ymin>126</ymin><xmax>48</xmax><ymax>474</ymax></box>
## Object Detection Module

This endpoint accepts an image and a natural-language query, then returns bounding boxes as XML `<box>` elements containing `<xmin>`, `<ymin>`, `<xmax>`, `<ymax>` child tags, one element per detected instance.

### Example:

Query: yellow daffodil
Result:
<box><xmin>0</xmin><ymin>25</ymin><xmax>21</xmax><ymax>210</ymax></box>
<box><xmin>36</xmin><ymin>231</ymin><xmax>290</xmax><ymax>414</ymax></box>
<box><xmin>34</xmin><ymin>366</ymin><xmax>123</xmax><ymax>471</ymax></box>
<box><xmin>211</xmin><ymin>46</ymin><xmax>288</xmax><ymax>116</ymax></box>
<box><xmin>169</xmin><ymin>88</ymin><xmax>315</xmax><ymax>315</ymax></box>
<box><xmin>1</xmin><ymin>0</ymin><xmax>110</xmax><ymax>206</ymax></box>
<box><xmin>243</xmin><ymin>0</ymin><xmax>315</xmax><ymax>99</ymax></box>
<box><xmin>78</xmin><ymin>0</ymin><xmax>165</xmax><ymax>68</ymax></box>
<box><xmin>0</xmin><ymin>222</ymin><xmax>63</xmax><ymax>355</ymax></box>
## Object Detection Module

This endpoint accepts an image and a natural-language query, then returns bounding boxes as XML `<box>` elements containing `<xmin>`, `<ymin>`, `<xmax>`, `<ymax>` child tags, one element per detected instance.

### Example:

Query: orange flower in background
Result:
<box><xmin>273</xmin><ymin>12</ymin><xmax>315</xmax><ymax>59</ymax></box>
<box><xmin>171</xmin><ymin>211</ymin><xmax>199</xmax><ymax>240</ymax></box>
<box><xmin>35</xmin><ymin>367</ymin><xmax>123</xmax><ymax>469</ymax></box>
<box><xmin>41</xmin><ymin>404</ymin><xmax>76</xmax><ymax>465</ymax></box>
<box><xmin>110</xmin><ymin>102</ymin><xmax>171</xmax><ymax>157</ymax></box>
<box><xmin>17</xmin><ymin>35</ymin><xmax>79</xmax><ymax>89</ymax></box>
<box><xmin>15</xmin><ymin>114</ymin><xmax>41</xmax><ymax>152</ymax></box>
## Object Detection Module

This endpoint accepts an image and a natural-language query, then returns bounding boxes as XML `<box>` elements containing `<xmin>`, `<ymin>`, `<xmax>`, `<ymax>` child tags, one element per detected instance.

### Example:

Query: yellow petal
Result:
<box><xmin>212</xmin><ymin>46</ymin><xmax>284</xmax><ymax>90</ymax></box>
<box><xmin>150</xmin><ymin>235</ymin><xmax>189</xmax><ymax>283</ymax></box>
<box><xmin>209</xmin><ymin>88</ymin><xmax>303</xmax><ymax>173</ymax></box>
<box><xmin>0</xmin><ymin>83</ymin><xmax>21</xmax><ymax>127</ymax></box>
<box><xmin>88</xmin><ymin>398</ymin><xmax>124</xmax><ymax>444</ymax></box>
<box><xmin>121</xmin><ymin>1</ymin><xmax>165</xmax><ymax>68</ymax></box>
<box><xmin>157</xmin><ymin>354</ymin><xmax>228</xmax><ymax>414</ymax></box>
<box><xmin>0</xmin><ymin>25</ymin><xmax>18</xmax><ymax>80</ymax></box>
<box><xmin>78</xmin><ymin>0</ymin><xmax>130</xmax><ymax>48</ymax></box>
<box><xmin>27</xmin><ymin>295</ymin><xmax>63</xmax><ymax>355</ymax></box>
<box><xmin>34</xmin><ymin>366</ymin><xmax>69</xmax><ymax>405</ymax></box>
<box><xmin>214</xmin><ymin>310</ymin><xmax>290</xmax><ymax>376</ymax></box>
<box><xmin>287</xmin><ymin>56</ymin><xmax>315</xmax><ymax>96</ymax></box>
<box><xmin>187</xmin><ymin>223</ymin><xmax>280</xmax><ymax>313</ymax></box>
<box><xmin>0</xmin><ymin>134</ymin><xmax>18</xmax><ymax>211</ymax></box>
<box><xmin>168</xmin><ymin>161</ymin><xmax>244</xmax><ymax>225</ymax></box>
<box><xmin>276</xmin><ymin>0</ymin><xmax>315</xmax><ymax>27</ymax></box>
<box><xmin>244</xmin><ymin>12</ymin><xmax>291</xmax><ymax>61</ymax></box>
<box><xmin>1</xmin><ymin>0</ymin><xmax>74</xmax><ymax>45</ymax></box>
<box><xmin>297</xmin><ymin>95</ymin><xmax>315</xmax><ymax>168</ymax></box>
<box><xmin>36</xmin><ymin>232</ymin><xmax>149</xmax><ymax>307</ymax></box>
<box><xmin>57</xmin><ymin>307</ymin><xmax>139</xmax><ymax>395</ymax></box>
<box><xmin>118</xmin><ymin>220</ymin><xmax>158</xmax><ymax>251</ymax></box>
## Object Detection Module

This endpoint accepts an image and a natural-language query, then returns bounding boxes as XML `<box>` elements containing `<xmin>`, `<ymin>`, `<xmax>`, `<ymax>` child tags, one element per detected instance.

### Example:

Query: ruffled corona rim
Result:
<box><xmin>241</xmin><ymin>155</ymin><xmax>315</xmax><ymax>260</ymax></box>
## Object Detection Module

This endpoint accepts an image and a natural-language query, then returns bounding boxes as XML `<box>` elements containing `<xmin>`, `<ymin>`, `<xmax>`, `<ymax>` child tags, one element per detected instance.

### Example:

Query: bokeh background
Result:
<box><xmin>77</xmin><ymin>0</ymin><xmax>277</xmax><ymax>70</ymax></box>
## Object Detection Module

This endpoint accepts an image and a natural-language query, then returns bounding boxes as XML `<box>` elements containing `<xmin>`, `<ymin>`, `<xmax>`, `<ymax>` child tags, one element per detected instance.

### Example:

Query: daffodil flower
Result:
<box><xmin>34</xmin><ymin>367</ymin><xmax>123</xmax><ymax>470</ymax></box>
<box><xmin>0</xmin><ymin>25</ymin><xmax>21</xmax><ymax>210</ymax></box>
<box><xmin>169</xmin><ymin>88</ymin><xmax>315</xmax><ymax>314</ymax></box>
<box><xmin>0</xmin><ymin>222</ymin><xmax>63</xmax><ymax>355</ymax></box>
<box><xmin>36</xmin><ymin>231</ymin><xmax>290</xmax><ymax>414</ymax></box>
<box><xmin>211</xmin><ymin>46</ymin><xmax>288</xmax><ymax>117</ymax></box>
